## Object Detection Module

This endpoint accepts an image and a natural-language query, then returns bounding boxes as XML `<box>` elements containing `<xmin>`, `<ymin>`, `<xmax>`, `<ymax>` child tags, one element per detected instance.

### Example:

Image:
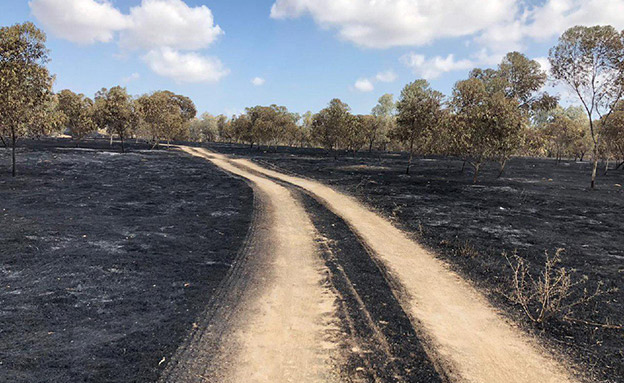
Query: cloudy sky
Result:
<box><xmin>2</xmin><ymin>0</ymin><xmax>624</xmax><ymax>115</ymax></box>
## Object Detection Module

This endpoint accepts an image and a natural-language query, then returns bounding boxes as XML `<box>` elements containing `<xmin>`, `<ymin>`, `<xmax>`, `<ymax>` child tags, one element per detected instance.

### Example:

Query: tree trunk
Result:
<box><xmin>472</xmin><ymin>162</ymin><xmax>481</xmax><ymax>184</ymax></box>
<box><xmin>11</xmin><ymin>128</ymin><xmax>17</xmax><ymax>177</ymax></box>
<box><xmin>497</xmin><ymin>158</ymin><xmax>507</xmax><ymax>178</ymax></box>
<box><xmin>110</xmin><ymin>134</ymin><xmax>114</xmax><ymax>147</ymax></box>
<box><xmin>460</xmin><ymin>160</ymin><xmax>467</xmax><ymax>174</ymax></box>
<box><xmin>591</xmin><ymin>150</ymin><xmax>598</xmax><ymax>189</ymax></box>
<box><xmin>616</xmin><ymin>160</ymin><xmax>624</xmax><ymax>170</ymax></box>
<box><xmin>368</xmin><ymin>139</ymin><xmax>373</xmax><ymax>153</ymax></box>
<box><xmin>120</xmin><ymin>135</ymin><xmax>125</xmax><ymax>153</ymax></box>
<box><xmin>604</xmin><ymin>158</ymin><xmax>610</xmax><ymax>176</ymax></box>
<box><xmin>0</xmin><ymin>136</ymin><xmax>7</xmax><ymax>148</ymax></box>
<box><xmin>406</xmin><ymin>139</ymin><xmax>414</xmax><ymax>175</ymax></box>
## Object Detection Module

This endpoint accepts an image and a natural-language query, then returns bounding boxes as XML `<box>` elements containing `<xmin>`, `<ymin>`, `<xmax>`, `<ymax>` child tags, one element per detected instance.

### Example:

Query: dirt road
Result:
<box><xmin>163</xmin><ymin>147</ymin><xmax>577</xmax><ymax>383</ymax></box>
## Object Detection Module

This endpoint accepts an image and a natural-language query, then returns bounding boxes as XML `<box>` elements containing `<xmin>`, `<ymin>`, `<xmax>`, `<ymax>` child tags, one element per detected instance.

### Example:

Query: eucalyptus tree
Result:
<box><xmin>215</xmin><ymin>114</ymin><xmax>231</xmax><ymax>142</ymax></box>
<box><xmin>369</xmin><ymin>93</ymin><xmax>395</xmax><ymax>151</ymax></box>
<box><xmin>470</xmin><ymin>52</ymin><xmax>554</xmax><ymax>175</ymax></box>
<box><xmin>392</xmin><ymin>80</ymin><xmax>444</xmax><ymax>174</ymax></box>
<box><xmin>93</xmin><ymin>86</ymin><xmax>139</xmax><ymax>152</ymax></box>
<box><xmin>600</xmin><ymin>101</ymin><xmax>624</xmax><ymax>172</ymax></box>
<box><xmin>189</xmin><ymin>113</ymin><xmax>219</xmax><ymax>143</ymax></box>
<box><xmin>136</xmin><ymin>91</ymin><xmax>196</xmax><ymax>148</ymax></box>
<box><xmin>298</xmin><ymin>111</ymin><xmax>314</xmax><ymax>148</ymax></box>
<box><xmin>549</xmin><ymin>25</ymin><xmax>624</xmax><ymax>188</ymax></box>
<box><xmin>450</xmin><ymin>78</ymin><xmax>524</xmax><ymax>182</ymax></box>
<box><xmin>57</xmin><ymin>89</ymin><xmax>96</xmax><ymax>141</ymax></box>
<box><xmin>231</xmin><ymin>113</ymin><xmax>253</xmax><ymax>147</ymax></box>
<box><xmin>312</xmin><ymin>99</ymin><xmax>352</xmax><ymax>154</ymax></box>
<box><xmin>0</xmin><ymin>22</ymin><xmax>55</xmax><ymax>176</ymax></box>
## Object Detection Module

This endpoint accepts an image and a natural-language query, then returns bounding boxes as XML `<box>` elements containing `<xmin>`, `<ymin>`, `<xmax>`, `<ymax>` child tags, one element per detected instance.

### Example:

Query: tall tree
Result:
<box><xmin>0</xmin><ymin>22</ymin><xmax>54</xmax><ymax>176</ymax></box>
<box><xmin>93</xmin><ymin>86</ymin><xmax>139</xmax><ymax>153</ymax></box>
<box><xmin>549</xmin><ymin>25</ymin><xmax>624</xmax><ymax>188</ymax></box>
<box><xmin>450</xmin><ymin>78</ymin><xmax>524</xmax><ymax>182</ymax></box>
<box><xmin>601</xmin><ymin>101</ymin><xmax>624</xmax><ymax>171</ymax></box>
<box><xmin>392</xmin><ymin>80</ymin><xmax>444</xmax><ymax>174</ymax></box>
<box><xmin>312</xmin><ymin>99</ymin><xmax>352</xmax><ymax>154</ymax></box>
<box><xmin>136</xmin><ymin>91</ymin><xmax>196</xmax><ymax>148</ymax></box>
<box><xmin>215</xmin><ymin>114</ymin><xmax>231</xmax><ymax>142</ymax></box>
<box><xmin>189</xmin><ymin>113</ymin><xmax>219</xmax><ymax>143</ymax></box>
<box><xmin>57</xmin><ymin>89</ymin><xmax>96</xmax><ymax>141</ymax></box>
<box><xmin>369</xmin><ymin>93</ymin><xmax>395</xmax><ymax>152</ymax></box>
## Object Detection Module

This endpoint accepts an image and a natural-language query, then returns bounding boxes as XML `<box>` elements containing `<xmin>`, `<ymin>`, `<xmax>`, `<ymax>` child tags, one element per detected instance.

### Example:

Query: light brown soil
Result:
<box><xmin>202</xmin><ymin>148</ymin><xmax>577</xmax><ymax>383</ymax></box>
<box><xmin>178</xmin><ymin>147</ymin><xmax>342</xmax><ymax>383</ymax></box>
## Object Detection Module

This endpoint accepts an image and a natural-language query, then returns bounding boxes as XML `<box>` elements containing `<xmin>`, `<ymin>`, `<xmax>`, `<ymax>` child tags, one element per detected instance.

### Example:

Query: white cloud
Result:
<box><xmin>29</xmin><ymin>0</ymin><xmax>130</xmax><ymax>44</ymax></box>
<box><xmin>533</xmin><ymin>56</ymin><xmax>551</xmax><ymax>73</ymax></box>
<box><xmin>30</xmin><ymin>0</ymin><xmax>228</xmax><ymax>83</ymax></box>
<box><xmin>478</xmin><ymin>0</ymin><xmax>624</xmax><ymax>52</ymax></box>
<box><xmin>401</xmin><ymin>53</ymin><xmax>474</xmax><ymax>80</ymax></box>
<box><xmin>375</xmin><ymin>70</ymin><xmax>397</xmax><ymax>83</ymax></box>
<box><xmin>251</xmin><ymin>77</ymin><xmax>266</xmax><ymax>86</ymax></box>
<box><xmin>120</xmin><ymin>0</ymin><xmax>223</xmax><ymax>51</ymax></box>
<box><xmin>270</xmin><ymin>0</ymin><xmax>517</xmax><ymax>48</ymax></box>
<box><xmin>122</xmin><ymin>72</ymin><xmax>141</xmax><ymax>83</ymax></box>
<box><xmin>270</xmin><ymin>0</ymin><xmax>624</xmax><ymax>55</ymax></box>
<box><xmin>354</xmin><ymin>78</ymin><xmax>374</xmax><ymax>92</ymax></box>
<box><xmin>143</xmin><ymin>48</ymin><xmax>229</xmax><ymax>83</ymax></box>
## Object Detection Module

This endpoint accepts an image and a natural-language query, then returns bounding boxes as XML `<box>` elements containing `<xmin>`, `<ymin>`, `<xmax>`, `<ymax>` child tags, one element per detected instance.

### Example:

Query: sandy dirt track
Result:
<box><xmin>180</xmin><ymin>147</ymin><xmax>577</xmax><ymax>383</ymax></box>
<box><xmin>166</xmin><ymin>147</ymin><xmax>341</xmax><ymax>383</ymax></box>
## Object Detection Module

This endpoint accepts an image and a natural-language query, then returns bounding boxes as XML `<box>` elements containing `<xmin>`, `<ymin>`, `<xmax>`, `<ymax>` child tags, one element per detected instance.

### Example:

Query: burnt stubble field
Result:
<box><xmin>0</xmin><ymin>140</ymin><xmax>253</xmax><ymax>383</ymax></box>
<box><xmin>210</xmin><ymin>143</ymin><xmax>624</xmax><ymax>383</ymax></box>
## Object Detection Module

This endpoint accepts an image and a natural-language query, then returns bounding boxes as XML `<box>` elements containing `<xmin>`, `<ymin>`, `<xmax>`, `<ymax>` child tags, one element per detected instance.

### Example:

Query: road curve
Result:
<box><xmin>163</xmin><ymin>147</ymin><xmax>343</xmax><ymax>383</ymax></box>
<box><xmin>184</xmin><ymin>147</ymin><xmax>577</xmax><ymax>383</ymax></box>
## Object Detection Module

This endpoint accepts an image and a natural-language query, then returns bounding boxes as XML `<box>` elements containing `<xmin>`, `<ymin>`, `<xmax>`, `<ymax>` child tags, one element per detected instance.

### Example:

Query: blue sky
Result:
<box><xmin>1</xmin><ymin>0</ymin><xmax>623</xmax><ymax>116</ymax></box>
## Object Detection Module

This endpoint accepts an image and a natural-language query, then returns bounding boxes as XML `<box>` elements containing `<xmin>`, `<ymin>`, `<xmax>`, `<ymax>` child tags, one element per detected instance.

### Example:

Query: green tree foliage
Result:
<box><xmin>600</xmin><ymin>101</ymin><xmax>624</xmax><ymax>171</ymax></box>
<box><xmin>93</xmin><ymin>86</ymin><xmax>139</xmax><ymax>152</ymax></box>
<box><xmin>29</xmin><ymin>94</ymin><xmax>66</xmax><ymax>139</ymax></box>
<box><xmin>311</xmin><ymin>98</ymin><xmax>352</xmax><ymax>152</ymax></box>
<box><xmin>242</xmin><ymin>105</ymin><xmax>297</xmax><ymax>148</ymax></box>
<box><xmin>392</xmin><ymin>80</ymin><xmax>444</xmax><ymax>174</ymax></box>
<box><xmin>57</xmin><ymin>89</ymin><xmax>96</xmax><ymax>141</ymax></box>
<box><xmin>189</xmin><ymin>112</ymin><xmax>219</xmax><ymax>143</ymax></box>
<box><xmin>549</xmin><ymin>25</ymin><xmax>624</xmax><ymax>188</ymax></box>
<box><xmin>343</xmin><ymin>114</ymin><xmax>369</xmax><ymax>153</ymax></box>
<box><xmin>136</xmin><ymin>91</ymin><xmax>197</xmax><ymax>147</ymax></box>
<box><xmin>536</xmin><ymin>106</ymin><xmax>590</xmax><ymax>161</ymax></box>
<box><xmin>369</xmin><ymin>93</ymin><xmax>395</xmax><ymax>151</ymax></box>
<box><xmin>296</xmin><ymin>111</ymin><xmax>314</xmax><ymax>148</ymax></box>
<box><xmin>215</xmin><ymin>114</ymin><xmax>231</xmax><ymax>142</ymax></box>
<box><xmin>450</xmin><ymin>78</ymin><xmax>524</xmax><ymax>182</ymax></box>
<box><xmin>0</xmin><ymin>22</ymin><xmax>55</xmax><ymax>176</ymax></box>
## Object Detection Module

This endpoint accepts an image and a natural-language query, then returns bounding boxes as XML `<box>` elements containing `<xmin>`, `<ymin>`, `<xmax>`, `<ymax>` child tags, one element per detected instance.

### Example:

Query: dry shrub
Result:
<box><xmin>458</xmin><ymin>241</ymin><xmax>479</xmax><ymax>258</ymax></box>
<box><xmin>504</xmin><ymin>248</ymin><xmax>607</xmax><ymax>324</ymax></box>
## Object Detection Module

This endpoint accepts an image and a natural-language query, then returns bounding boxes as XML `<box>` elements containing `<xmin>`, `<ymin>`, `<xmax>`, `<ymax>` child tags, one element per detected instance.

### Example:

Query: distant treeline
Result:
<box><xmin>2</xmin><ymin>22</ymin><xmax>623</xmax><ymax>187</ymax></box>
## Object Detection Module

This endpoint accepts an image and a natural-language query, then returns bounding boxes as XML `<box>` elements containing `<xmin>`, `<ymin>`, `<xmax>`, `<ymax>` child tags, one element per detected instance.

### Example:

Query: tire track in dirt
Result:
<box><xmin>195</xmin><ymin>148</ymin><xmax>578</xmax><ymax>383</ymax></box>
<box><xmin>165</xmin><ymin>147</ymin><xmax>343</xmax><ymax>383</ymax></box>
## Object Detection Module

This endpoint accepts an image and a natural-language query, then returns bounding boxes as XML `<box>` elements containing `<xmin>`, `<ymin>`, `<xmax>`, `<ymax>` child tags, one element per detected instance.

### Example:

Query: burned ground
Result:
<box><xmin>209</xmin><ymin>143</ymin><xmax>624</xmax><ymax>383</ymax></box>
<box><xmin>0</xmin><ymin>139</ymin><xmax>253</xmax><ymax>383</ymax></box>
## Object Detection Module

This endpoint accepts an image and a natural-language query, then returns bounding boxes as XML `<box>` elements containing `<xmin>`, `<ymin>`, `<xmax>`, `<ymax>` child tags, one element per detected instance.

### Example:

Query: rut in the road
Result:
<box><xmin>190</xmin><ymin>148</ymin><xmax>577</xmax><ymax>383</ymax></box>
<box><xmin>177</xmin><ymin>147</ymin><xmax>343</xmax><ymax>383</ymax></box>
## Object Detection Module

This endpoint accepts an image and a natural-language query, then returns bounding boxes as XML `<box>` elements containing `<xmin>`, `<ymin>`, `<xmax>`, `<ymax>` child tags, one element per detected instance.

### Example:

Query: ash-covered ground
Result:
<box><xmin>210</xmin><ymin>143</ymin><xmax>624</xmax><ymax>383</ymax></box>
<box><xmin>0</xmin><ymin>139</ymin><xmax>253</xmax><ymax>383</ymax></box>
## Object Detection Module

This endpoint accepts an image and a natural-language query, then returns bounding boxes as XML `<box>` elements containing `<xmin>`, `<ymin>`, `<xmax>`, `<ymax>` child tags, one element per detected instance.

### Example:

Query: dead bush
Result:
<box><xmin>504</xmin><ymin>248</ymin><xmax>607</xmax><ymax>324</ymax></box>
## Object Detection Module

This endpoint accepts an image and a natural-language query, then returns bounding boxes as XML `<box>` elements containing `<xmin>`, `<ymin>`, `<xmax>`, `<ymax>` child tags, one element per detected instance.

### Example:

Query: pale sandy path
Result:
<box><xmin>180</xmin><ymin>147</ymin><xmax>341</xmax><ymax>383</ymax></box>
<box><xmin>191</xmin><ymin>148</ymin><xmax>577</xmax><ymax>383</ymax></box>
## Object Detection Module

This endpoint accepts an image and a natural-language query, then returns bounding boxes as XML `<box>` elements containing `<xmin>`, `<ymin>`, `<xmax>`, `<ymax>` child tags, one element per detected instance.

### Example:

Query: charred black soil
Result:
<box><xmin>209</xmin><ymin>143</ymin><xmax>624</xmax><ymax>383</ymax></box>
<box><xmin>0</xmin><ymin>139</ymin><xmax>253</xmax><ymax>383</ymax></box>
<box><xmin>294</xmin><ymin>189</ymin><xmax>444</xmax><ymax>383</ymax></box>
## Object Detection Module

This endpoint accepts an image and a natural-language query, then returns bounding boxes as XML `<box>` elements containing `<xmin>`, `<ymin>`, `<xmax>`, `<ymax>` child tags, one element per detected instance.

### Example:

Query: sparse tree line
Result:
<box><xmin>2</xmin><ymin>22</ymin><xmax>624</xmax><ymax>187</ymax></box>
